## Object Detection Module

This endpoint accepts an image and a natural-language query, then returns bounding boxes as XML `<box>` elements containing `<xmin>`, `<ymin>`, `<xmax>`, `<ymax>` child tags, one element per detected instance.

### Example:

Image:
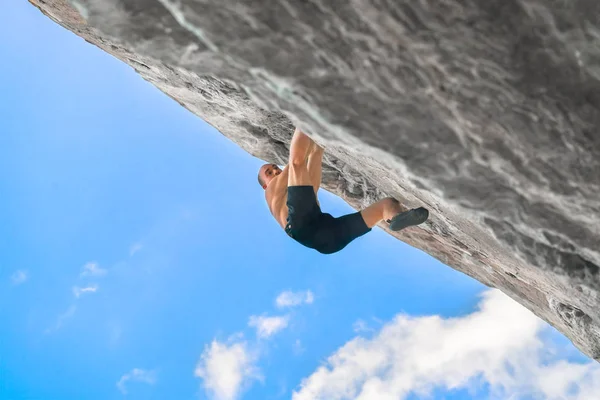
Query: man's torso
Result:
<box><xmin>265</xmin><ymin>166</ymin><xmax>290</xmax><ymax>229</ymax></box>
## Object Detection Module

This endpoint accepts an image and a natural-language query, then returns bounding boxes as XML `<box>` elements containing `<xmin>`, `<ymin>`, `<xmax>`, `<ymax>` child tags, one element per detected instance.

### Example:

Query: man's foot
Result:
<box><xmin>386</xmin><ymin>207</ymin><xmax>429</xmax><ymax>231</ymax></box>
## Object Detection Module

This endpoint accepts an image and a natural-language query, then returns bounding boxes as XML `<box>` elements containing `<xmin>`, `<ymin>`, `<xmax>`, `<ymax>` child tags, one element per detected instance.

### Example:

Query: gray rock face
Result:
<box><xmin>30</xmin><ymin>0</ymin><xmax>600</xmax><ymax>360</ymax></box>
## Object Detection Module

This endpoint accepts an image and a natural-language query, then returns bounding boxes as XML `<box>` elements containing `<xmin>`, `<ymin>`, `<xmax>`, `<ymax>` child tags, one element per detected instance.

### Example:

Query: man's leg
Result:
<box><xmin>360</xmin><ymin>198</ymin><xmax>408</xmax><ymax>228</ymax></box>
<box><xmin>288</xmin><ymin>128</ymin><xmax>315</xmax><ymax>187</ymax></box>
<box><xmin>316</xmin><ymin>198</ymin><xmax>427</xmax><ymax>254</ymax></box>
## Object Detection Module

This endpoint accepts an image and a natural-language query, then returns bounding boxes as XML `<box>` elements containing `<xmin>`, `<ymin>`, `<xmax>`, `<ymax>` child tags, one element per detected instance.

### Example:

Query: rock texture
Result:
<box><xmin>30</xmin><ymin>0</ymin><xmax>600</xmax><ymax>360</ymax></box>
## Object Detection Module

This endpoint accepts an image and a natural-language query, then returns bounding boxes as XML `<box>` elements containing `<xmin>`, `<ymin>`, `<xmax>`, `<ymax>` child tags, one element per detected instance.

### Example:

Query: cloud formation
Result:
<box><xmin>293</xmin><ymin>339</ymin><xmax>305</xmax><ymax>355</ymax></box>
<box><xmin>72</xmin><ymin>285</ymin><xmax>98</xmax><ymax>298</ymax></box>
<box><xmin>248</xmin><ymin>315</ymin><xmax>289</xmax><ymax>339</ymax></box>
<box><xmin>45</xmin><ymin>305</ymin><xmax>77</xmax><ymax>334</ymax></box>
<box><xmin>195</xmin><ymin>338</ymin><xmax>261</xmax><ymax>400</ymax></box>
<box><xmin>10</xmin><ymin>270</ymin><xmax>28</xmax><ymax>285</ymax></box>
<box><xmin>292</xmin><ymin>289</ymin><xmax>600</xmax><ymax>400</ymax></box>
<box><xmin>129</xmin><ymin>242</ymin><xmax>143</xmax><ymax>256</ymax></box>
<box><xmin>195</xmin><ymin>288</ymin><xmax>315</xmax><ymax>399</ymax></box>
<box><xmin>116</xmin><ymin>368</ymin><xmax>156</xmax><ymax>394</ymax></box>
<box><xmin>276</xmin><ymin>290</ymin><xmax>314</xmax><ymax>309</ymax></box>
<box><xmin>352</xmin><ymin>319</ymin><xmax>374</xmax><ymax>334</ymax></box>
<box><xmin>79</xmin><ymin>262</ymin><xmax>107</xmax><ymax>277</ymax></box>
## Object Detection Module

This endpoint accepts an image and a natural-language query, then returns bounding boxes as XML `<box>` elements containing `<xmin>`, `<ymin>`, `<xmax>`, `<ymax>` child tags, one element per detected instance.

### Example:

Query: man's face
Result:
<box><xmin>260</xmin><ymin>163</ymin><xmax>282</xmax><ymax>187</ymax></box>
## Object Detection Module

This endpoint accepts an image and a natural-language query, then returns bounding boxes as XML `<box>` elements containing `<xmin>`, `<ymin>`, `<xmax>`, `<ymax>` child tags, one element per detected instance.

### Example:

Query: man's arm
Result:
<box><xmin>289</xmin><ymin>128</ymin><xmax>315</xmax><ymax>167</ymax></box>
<box><xmin>306</xmin><ymin>143</ymin><xmax>323</xmax><ymax>197</ymax></box>
<box><xmin>288</xmin><ymin>127</ymin><xmax>324</xmax><ymax>188</ymax></box>
<box><xmin>279</xmin><ymin>164</ymin><xmax>290</xmax><ymax>181</ymax></box>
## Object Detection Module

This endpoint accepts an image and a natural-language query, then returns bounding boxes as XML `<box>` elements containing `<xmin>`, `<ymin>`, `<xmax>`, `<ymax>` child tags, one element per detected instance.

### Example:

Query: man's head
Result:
<box><xmin>258</xmin><ymin>163</ymin><xmax>282</xmax><ymax>189</ymax></box>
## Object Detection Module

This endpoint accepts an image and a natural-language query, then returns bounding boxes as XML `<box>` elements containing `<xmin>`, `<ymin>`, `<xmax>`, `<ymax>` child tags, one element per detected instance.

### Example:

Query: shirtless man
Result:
<box><xmin>258</xmin><ymin>127</ymin><xmax>429</xmax><ymax>254</ymax></box>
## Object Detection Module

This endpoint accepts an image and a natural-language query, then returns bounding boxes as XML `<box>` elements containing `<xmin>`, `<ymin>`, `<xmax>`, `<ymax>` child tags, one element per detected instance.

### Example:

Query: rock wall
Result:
<box><xmin>29</xmin><ymin>0</ymin><xmax>600</xmax><ymax>360</ymax></box>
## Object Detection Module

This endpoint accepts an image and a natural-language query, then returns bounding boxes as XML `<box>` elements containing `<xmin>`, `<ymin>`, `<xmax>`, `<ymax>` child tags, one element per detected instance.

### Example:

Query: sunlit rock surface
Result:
<box><xmin>30</xmin><ymin>0</ymin><xmax>600</xmax><ymax>360</ymax></box>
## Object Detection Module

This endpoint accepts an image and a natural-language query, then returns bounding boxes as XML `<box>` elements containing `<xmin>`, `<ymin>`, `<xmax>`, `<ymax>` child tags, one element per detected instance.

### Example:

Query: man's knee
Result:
<box><xmin>382</xmin><ymin>197</ymin><xmax>398</xmax><ymax>208</ymax></box>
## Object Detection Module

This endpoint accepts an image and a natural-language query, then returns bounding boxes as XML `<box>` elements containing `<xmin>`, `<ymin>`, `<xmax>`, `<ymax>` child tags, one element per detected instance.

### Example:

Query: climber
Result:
<box><xmin>258</xmin><ymin>127</ymin><xmax>429</xmax><ymax>254</ymax></box>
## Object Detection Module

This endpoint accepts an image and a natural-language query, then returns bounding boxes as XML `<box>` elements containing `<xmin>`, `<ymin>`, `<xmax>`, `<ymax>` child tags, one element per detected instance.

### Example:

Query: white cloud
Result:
<box><xmin>276</xmin><ymin>290</ymin><xmax>314</xmax><ymax>309</ymax></box>
<box><xmin>352</xmin><ymin>320</ymin><xmax>374</xmax><ymax>334</ymax></box>
<box><xmin>80</xmin><ymin>262</ymin><xmax>107</xmax><ymax>277</ymax></box>
<box><xmin>195</xmin><ymin>337</ymin><xmax>261</xmax><ymax>400</ymax></box>
<box><xmin>45</xmin><ymin>305</ymin><xmax>77</xmax><ymax>334</ymax></box>
<box><xmin>109</xmin><ymin>323</ymin><xmax>122</xmax><ymax>346</ymax></box>
<box><xmin>73</xmin><ymin>285</ymin><xmax>98</xmax><ymax>298</ymax></box>
<box><xmin>129</xmin><ymin>242</ymin><xmax>143</xmax><ymax>256</ymax></box>
<box><xmin>292</xmin><ymin>289</ymin><xmax>600</xmax><ymax>400</ymax></box>
<box><xmin>116</xmin><ymin>368</ymin><xmax>156</xmax><ymax>394</ymax></box>
<box><xmin>293</xmin><ymin>339</ymin><xmax>305</xmax><ymax>355</ymax></box>
<box><xmin>248</xmin><ymin>315</ymin><xmax>289</xmax><ymax>339</ymax></box>
<box><xmin>10</xmin><ymin>270</ymin><xmax>29</xmax><ymax>285</ymax></box>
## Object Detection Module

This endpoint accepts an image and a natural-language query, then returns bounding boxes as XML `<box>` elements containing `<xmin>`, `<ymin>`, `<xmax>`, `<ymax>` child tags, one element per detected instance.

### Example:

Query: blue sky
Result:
<box><xmin>1</xmin><ymin>2</ymin><xmax>598</xmax><ymax>400</ymax></box>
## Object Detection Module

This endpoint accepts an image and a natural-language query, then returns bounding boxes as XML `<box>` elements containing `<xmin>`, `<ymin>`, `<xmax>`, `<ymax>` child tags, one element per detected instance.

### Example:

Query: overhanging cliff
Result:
<box><xmin>30</xmin><ymin>0</ymin><xmax>600</xmax><ymax>360</ymax></box>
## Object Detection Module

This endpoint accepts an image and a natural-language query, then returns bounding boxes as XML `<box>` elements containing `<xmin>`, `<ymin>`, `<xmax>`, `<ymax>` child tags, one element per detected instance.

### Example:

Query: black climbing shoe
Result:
<box><xmin>387</xmin><ymin>207</ymin><xmax>429</xmax><ymax>231</ymax></box>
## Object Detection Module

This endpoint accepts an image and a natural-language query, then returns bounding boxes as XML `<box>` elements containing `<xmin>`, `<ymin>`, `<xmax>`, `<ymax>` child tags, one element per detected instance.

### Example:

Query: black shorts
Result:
<box><xmin>284</xmin><ymin>186</ymin><xmax>371</xmax><ymax>254</ymax></box>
